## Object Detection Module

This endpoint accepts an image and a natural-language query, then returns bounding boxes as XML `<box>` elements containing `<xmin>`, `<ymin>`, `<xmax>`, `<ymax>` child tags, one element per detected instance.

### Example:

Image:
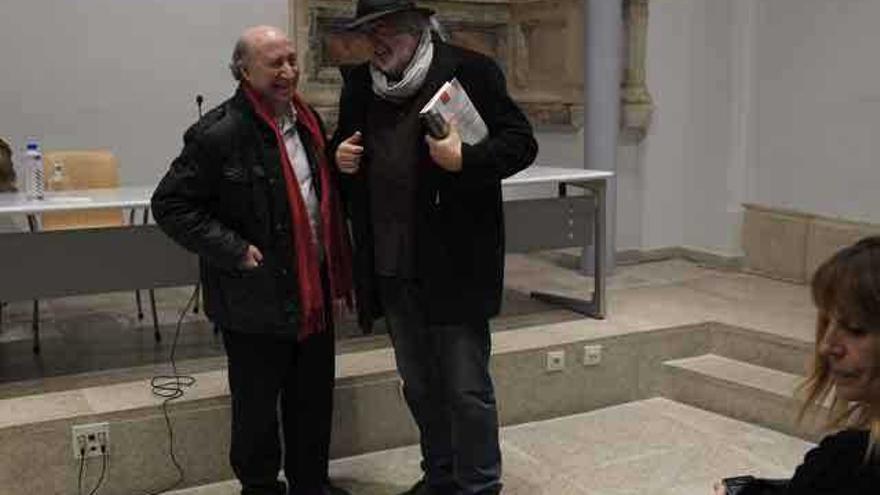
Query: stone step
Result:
<box><xmin>0</xmin><ymin>316</ymin><xmax>652</xmax><ymax>495</ymax></box>
<box><xmin>166</xmin><ymin>398</ymin><xmax>814</xmax><ymax>495</ymax></box>
<box><xmin>659</xmin><ymin>354</ymin><xmax>826</xmax><ymax>442</ymax></box>
<box><xmin>0</xmin><ymin>322</ymin><xmax>820</xmax><ymax>494</ymax></box>
<box><xmin>708</xmin><ymin>323</ymin><xmax>812</xmax><ymax>377</ymax></box>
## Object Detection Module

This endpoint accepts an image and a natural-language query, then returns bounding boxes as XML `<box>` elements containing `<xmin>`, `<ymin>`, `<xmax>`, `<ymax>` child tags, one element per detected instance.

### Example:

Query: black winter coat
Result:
<box><xmin>787</xmin><ymin>430</ymin><xmax>880</xmax><ymax>494</ymax></box>
<box><xmin>329</xmin><ymin>41</ymin><xmax>538</xmax><ymax>330</ymax></box>
<box><xmin>152</xmin><ymin>88</ymin><xmax>331</xmax><ymax>336</ymax></box>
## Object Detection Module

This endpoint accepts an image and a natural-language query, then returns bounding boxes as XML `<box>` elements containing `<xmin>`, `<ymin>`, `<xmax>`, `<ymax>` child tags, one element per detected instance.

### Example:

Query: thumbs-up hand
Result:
<box><xmin>336</xmin><ymin>131</ymin><xmax>363</xmax><ymax>175</ymax></box>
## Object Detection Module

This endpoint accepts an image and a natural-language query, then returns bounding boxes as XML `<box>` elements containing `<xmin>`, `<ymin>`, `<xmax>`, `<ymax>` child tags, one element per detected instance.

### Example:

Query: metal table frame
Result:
<box><xmin>0</xmin><ymin>187</ymin><xmax>160</xmax><ymax>353</ymax></box>
<box><xmin>501</xmin><ymin>167</ymin><xmax>612</xmax><ymax>320</ymax></box>
<box><xmin>0</xmin><ymin>167</ymin><xmax>614</xmax><ymax>355</ymax></box>
<box><xmin>528</xmin><ymin>178</ymin><xmax>607</xmax><ymax>319</ymax></box>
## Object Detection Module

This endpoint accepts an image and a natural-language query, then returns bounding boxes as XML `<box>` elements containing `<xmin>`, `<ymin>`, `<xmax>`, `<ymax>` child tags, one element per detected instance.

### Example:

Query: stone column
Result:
<box><xmin>583</xmin><ymin>0</ymin><xmax>623</xmax><ymax>274</ymax></box>
<box><xmin>621</xmin><ymin>0</ymin><xmax>654</xmax><ymax>139</ymax></box>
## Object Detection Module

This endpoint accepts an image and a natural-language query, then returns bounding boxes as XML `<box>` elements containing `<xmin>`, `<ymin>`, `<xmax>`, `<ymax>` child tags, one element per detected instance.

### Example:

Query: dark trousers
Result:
<box><xmin>222</xmin><ymin>326</ymin><xmax>335</xmax><ymax>495</ymax></box>
<box><xmin>378</xmin><ymin>277</ymin><xmax>502</xmax><ymax>495</ymax></box>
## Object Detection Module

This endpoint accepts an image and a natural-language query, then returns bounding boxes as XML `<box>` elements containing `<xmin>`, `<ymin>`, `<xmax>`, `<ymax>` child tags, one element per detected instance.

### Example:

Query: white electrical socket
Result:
<box><xmin>583</xmin><ymin>345</ymin><xmax>602</xmax><ymax>366</ymax></box>
<box><xmin>546</xmin><ymin>350</ymin><xmax>565</xmax><ymax>372</ymax></box>
<box><xmin>72</xmin><ymin>422</ymin><xmax>110</xmax><ymax>459</ymax></box>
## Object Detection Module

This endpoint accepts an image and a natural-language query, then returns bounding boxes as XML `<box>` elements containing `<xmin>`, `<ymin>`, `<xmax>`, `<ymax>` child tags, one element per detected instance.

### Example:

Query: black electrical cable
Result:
<box><xmin>143</xmin><ymin>286</ymin><xmax>199</xmax><ymax>494</ymax></box>
<box><xmin>77</xmin><ymin>444</ymin><xmax>108</xmax><ymax>495</ymax></box>
<box><xmin>74</xmin><ymin>287</ymin><xmax>200</xmax><ymax>495</ymax></box>
<box><xmin>87</xmin><ymin>450</ymin><xmax>108</xmax><ymax>495</ymax></box>
<box><xmin>77</xmin><ymin>449</ymin><xmax>86</xmax><ymax>495</ymax></box>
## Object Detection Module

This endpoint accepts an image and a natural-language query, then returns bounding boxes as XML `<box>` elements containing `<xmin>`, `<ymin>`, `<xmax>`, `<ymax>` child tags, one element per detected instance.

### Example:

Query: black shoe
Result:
<box><xmin>289</xmin><ymin>482</ymin><xmax>351</xmax><ymax>495</ymax></box>
<box><xmin>323</xmin><ymin>482</ymin><xmax>352</xmax><ymax>495</ymax></box>
<box><xmin>398</xmin><ymin>479</ymin><xmax>430</xmax><ymax>495</ymax></box>
<box><xmin>242</xmin><ymin>480</ymin><xmax>287</xmax><ymax>495</ymax></box>
<box><xmin>398</xmin><ymin>479</ymin><xmax>455</xmax><ymax>495</ymax></box>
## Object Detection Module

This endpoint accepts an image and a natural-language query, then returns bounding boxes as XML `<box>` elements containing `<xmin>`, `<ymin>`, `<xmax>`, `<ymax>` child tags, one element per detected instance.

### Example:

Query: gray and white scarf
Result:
<box><xmin>370</xmin><ymin>28</ymin><xmax>434</xmax><ymax>103</ymax></box>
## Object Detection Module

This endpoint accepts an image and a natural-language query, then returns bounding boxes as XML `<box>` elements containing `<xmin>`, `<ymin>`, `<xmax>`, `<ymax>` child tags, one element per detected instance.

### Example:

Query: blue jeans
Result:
<box><xmin>378</xmin><ymin>277</ymin><xmax>502</xmax><ymax>495</ymax></box>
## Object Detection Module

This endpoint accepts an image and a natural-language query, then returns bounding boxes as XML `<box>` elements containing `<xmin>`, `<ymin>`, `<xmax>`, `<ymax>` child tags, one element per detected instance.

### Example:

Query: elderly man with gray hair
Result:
<box><xmin>152</xmin><ymin>26</ymin><xmax>352</xmax><ymax>495</ymax></box>
<box><xmin>331</xmin><ymin>1</ymin><xmax>538</xmax><ymax>494</ymax></box>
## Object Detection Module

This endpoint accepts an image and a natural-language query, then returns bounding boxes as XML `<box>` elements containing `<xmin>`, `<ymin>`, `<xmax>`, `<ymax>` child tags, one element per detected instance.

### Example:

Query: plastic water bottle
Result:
<box><xmin>24</xmin><ymin>139</ymin><xmax>44</xmax><ymax>200</ymax></box>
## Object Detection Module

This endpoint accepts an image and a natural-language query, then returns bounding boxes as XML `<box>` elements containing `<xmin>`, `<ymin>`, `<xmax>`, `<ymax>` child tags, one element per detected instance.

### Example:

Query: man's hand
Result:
<box><xmin>426</xmin><ymin>124</ymin><xmax>463</xmax><ymax>173</ymax></box>
<box><xmin>240</xmin><ymin>244</ymin><xmax>264</xmax><ymax>270</ymax></box>
<box><xmin>713</xmin><ymin>481</ymin><xmax>726</xmax><ymax>495</ymax></box>
<box><xmin>336</xmin><ymin>131</ymin><xmax>363</xmax><ymax>174</ymax></box>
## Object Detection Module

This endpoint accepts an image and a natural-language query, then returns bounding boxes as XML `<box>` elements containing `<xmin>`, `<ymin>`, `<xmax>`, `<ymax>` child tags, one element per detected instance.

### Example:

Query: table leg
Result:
<box><xmin>26</xmin><ymin>214</ymin><xmax>44</xmax><ymax>351</ymax></box>
<box><xmin>530</xmin><ymin>179</ymin><xmax>607</xmax><ymax>319</ymax></box>
<box><xmin>149</xmin><ymin>289</ymin><xmax>161</xmax><ymax>343</ymax></box>
<box><xmin>32</xmin><ymin>300</ymin><xmax>40</xmax><ymax>354</ymax></box>
<box><xmin>132</xmin><ymin>208</ymin><xmax>145</xmax><ymax>320</ymax></box>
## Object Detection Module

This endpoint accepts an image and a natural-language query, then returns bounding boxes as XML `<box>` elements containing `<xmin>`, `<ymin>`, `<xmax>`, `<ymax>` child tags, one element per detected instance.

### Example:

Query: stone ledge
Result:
<box><xmin>742</xmin><ymin>204</ymin><xmax>880</xmax><ymax>283</ymax></box>
<box><xmin>0</xmin><ymin>320</ymin><xmax>818</xmax><ymax>494</ymax></box>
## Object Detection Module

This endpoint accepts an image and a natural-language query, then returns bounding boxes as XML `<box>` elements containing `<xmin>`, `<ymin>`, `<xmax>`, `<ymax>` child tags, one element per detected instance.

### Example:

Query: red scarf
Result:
<box><xmin>242</xmin><ymin>84</ymin><xmax>353</xmax><ymax>341</ymax></box>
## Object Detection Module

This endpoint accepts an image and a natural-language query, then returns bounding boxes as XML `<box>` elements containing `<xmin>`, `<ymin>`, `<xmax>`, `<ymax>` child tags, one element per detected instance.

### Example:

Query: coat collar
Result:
<box><xmin>417</xmin><ymin>39</ymin><xmax>460</xmax><ymax>101</ymax></box>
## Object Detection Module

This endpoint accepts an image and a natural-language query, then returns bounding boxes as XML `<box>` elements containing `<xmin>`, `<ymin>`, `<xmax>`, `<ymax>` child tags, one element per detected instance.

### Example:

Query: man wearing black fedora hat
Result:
<box><xmin>330</xmin><ymin>2</ymin><xmax>538</xmax><ymax>494</ymax></box>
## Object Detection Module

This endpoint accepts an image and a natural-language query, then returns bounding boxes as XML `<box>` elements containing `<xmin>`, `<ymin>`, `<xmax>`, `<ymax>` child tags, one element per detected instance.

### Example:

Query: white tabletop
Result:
<box><xmin>503</xmin><ymin>166</ymin><xmax>613</xmax><ymax>186</ymax></box>
<box><xmin>0</xmin><ymin>186</ymin><xmax>153</xmax><ymax>215</ymax></box>
<box><xmin>0</xmin><ymin>167</ymin><xmax>612</xmax><ymax>215</ymax></box>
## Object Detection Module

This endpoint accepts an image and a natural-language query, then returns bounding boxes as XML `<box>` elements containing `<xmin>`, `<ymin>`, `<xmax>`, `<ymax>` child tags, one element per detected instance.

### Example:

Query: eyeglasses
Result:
<box><xmin>359</xmin><ymin>19</ymin><xmax>404</xmax><ymax>38</ymax></box>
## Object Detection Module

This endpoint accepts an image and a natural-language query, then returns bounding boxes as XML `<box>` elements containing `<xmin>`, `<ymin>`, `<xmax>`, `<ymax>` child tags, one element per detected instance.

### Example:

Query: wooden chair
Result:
<box><xmin>41</xmin><ymin>150</ymin><xmax>124</xmax><ymax>229</ymax></box>
<box><xmin>21</xmin><ymin>150</ymin><xmax>160</xmax><ymax>353</ymax></box>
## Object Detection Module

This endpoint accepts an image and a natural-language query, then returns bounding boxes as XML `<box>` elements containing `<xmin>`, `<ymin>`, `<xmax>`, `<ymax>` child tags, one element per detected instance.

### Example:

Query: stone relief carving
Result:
<box><xmin>292</xmin><ymin>0</ymin><xmax>652</xmax><ymax>138</ymax></box>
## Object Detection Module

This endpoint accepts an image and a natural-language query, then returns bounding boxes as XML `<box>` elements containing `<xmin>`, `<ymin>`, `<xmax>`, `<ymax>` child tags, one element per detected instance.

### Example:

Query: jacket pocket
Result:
<box><xmin>218</xmin><ymin>265</ymin><xmax>283</xmax><ymax>327</ymax></box>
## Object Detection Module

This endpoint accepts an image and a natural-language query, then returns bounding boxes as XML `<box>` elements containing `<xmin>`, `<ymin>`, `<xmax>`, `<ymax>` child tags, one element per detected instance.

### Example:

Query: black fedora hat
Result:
<box><xmin>346</xmin><ymin>0</ymin><xmax>434</xmax><ymax>30</ymax></box>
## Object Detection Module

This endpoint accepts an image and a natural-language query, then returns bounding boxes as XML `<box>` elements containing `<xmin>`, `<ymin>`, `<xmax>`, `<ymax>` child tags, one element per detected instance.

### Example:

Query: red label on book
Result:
<box><xmin>440</xmin><ymin>92</ymin><xmax>450</xmax><ymax>104</ymax></box>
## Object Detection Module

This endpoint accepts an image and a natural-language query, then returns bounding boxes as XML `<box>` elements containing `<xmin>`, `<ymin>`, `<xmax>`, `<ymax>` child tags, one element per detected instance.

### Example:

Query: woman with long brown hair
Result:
<box><xmin>717</xmin><ymin>236</ymin><xmax>880</xmax><ymax>494</ymax></box>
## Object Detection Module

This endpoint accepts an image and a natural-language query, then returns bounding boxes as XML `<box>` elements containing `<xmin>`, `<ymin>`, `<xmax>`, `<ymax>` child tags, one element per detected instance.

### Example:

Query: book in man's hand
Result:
<box><xmin>419</xmin><ymin>78</ymin><xmax>489</xmax><ymax>145</ymax></box>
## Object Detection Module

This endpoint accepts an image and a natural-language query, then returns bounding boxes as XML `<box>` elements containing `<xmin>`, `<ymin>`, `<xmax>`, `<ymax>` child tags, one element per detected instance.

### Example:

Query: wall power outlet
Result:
<box><xmin>72</xmin><ymin>422</ymin><xmax>110</xmax><ymax>459</ymax></box>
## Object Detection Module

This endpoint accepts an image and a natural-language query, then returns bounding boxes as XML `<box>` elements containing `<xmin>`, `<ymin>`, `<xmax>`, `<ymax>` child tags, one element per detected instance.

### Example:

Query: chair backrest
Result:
<box><xmin>40</xmin><ymin>150</ymin><xmax>124</xmax><ymax>230</ymax></box>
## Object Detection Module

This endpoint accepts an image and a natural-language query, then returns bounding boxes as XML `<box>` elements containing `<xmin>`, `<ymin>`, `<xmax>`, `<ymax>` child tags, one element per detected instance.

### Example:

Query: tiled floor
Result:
<box><xmin>168</xmin><ymin>398</ymin><xmax>812</xmax><ymax>495</ymax></box>
<box><xmin>506</xmin><ymin>253</ymin><xmax>816</xmax><ymax>342</ymax></box>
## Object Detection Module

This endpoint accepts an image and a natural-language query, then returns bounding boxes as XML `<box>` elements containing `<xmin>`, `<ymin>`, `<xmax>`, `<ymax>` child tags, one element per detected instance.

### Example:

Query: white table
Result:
<box><xmin>0</xmin><ymin>186</ymin><xmax>154</xmax><ymax>232</ymax></box>
<box><xmin>0</xmin><ymin>166</ymin><xmax>612</xmax><ymax>351</ymax></box>
<box><xmin>505</xmin><ymin>166</ymin><xmax>613</xmax><ymax>187</ymax></box>
<box><xmin>503</xmin><ymin>166</ymin><xmax>613</xmax><ymax>319</ymax></box>
<box><xmin>0</xmin><ymin>186</ymin><xmax>153</xmax><ymax>215</ymax></box>
<box><xmin>0</xmin><ymin>187</ymin><xmax>169</xmax><ymax>352</ymax></box>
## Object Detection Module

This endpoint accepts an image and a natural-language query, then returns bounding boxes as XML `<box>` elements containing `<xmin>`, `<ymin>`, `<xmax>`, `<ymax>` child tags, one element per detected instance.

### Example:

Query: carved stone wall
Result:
<box><xmin>292</xmin><ymin>0</ymin><xmax>651</xmax><ymax>136</ymax></box>
<box><xmin>292</xmin><ymin>0</ymin><xmax>584</xmax><ymax>130</ymax></box>
<box><xmin>510</xmin><ymin>0</ymin><xmax>584</xmax><ymax>128</ymax></box>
